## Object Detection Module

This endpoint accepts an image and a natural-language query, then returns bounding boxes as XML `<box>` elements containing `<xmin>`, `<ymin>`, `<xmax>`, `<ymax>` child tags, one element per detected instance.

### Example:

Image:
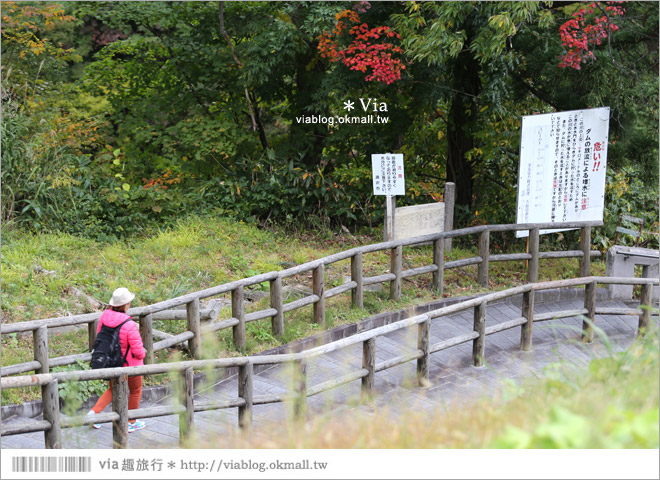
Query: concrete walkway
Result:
<box><xmin>1</xmin><ymin>296</ymin><xmax>653</xmax><ymax>449</ymax></box>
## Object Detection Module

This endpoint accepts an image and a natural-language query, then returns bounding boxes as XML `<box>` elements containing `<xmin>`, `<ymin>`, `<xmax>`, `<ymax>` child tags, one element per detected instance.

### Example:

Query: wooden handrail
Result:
<box><xmin>1</xmin><ymin>275</ymin><xmax>657</xmax><ymax>449</ymax></box>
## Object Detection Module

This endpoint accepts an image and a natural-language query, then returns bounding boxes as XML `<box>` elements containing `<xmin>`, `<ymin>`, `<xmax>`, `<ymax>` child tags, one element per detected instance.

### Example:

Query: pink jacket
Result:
<box><xmin>97</xmin><ymin>310</ymin><xmax>146</xmax><ymax>367</ymax></box>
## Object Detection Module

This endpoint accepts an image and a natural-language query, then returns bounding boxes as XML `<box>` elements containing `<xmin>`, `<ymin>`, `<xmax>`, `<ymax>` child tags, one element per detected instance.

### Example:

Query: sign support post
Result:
<box><xmin>384</xmin><ymin>195</ymin><xmax>396</xmax><ymax>242</ymax></box>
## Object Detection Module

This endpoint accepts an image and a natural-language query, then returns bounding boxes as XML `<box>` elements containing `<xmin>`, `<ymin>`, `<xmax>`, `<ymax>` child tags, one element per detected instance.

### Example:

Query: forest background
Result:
<box><xmin>1</xmin><ymin>1</ymin><xmax>658</xmax><ymax>246</ymax></box>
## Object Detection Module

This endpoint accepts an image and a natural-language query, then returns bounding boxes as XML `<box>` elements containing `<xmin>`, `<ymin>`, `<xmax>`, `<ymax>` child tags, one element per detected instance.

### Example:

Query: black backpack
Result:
<box><xmin>90</xmin><ymin>319</ymin><xmax>131</xmax><ymax>369</ymax></box>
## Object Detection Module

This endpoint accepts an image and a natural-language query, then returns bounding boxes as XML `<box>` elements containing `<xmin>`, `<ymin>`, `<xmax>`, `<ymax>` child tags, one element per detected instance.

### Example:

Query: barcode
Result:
<box><xmin>12</xmin><ymin>456</ymin><xmax>91</xmax><ymax>473</ymax></box>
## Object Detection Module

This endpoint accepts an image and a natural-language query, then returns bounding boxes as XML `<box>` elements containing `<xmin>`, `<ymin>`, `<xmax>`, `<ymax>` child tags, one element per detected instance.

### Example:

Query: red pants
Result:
<box><xmin>92</xmin><ymin>376</ymin><xmax>142</xmax><ymax>424</ymax></box>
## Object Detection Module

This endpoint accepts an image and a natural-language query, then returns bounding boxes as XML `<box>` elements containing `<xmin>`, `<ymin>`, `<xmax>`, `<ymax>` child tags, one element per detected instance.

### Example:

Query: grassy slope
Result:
<box><xmin>1</xmin><ymin>216</ymin><xmax>605</xmax><ymax>404</ymax></box>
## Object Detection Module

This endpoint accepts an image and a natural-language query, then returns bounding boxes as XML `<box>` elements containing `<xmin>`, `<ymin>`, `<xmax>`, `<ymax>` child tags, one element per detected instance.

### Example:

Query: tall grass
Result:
<box><xmin>188</xmin><ymin>328</ymin><xmax>659</xmax><ymax>449</ymax></box>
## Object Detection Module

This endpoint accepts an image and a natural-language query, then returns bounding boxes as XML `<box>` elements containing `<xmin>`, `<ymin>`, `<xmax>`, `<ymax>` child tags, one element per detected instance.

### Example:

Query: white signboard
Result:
<box><xmin>516</xmin><ymin>107</ymin><xmax>610</xmax><ymax>237</ymax></box>
<box><xmin>372</xmin><ymin>153</ymin><xmax>405</xmax><ymax>196</ymax></box>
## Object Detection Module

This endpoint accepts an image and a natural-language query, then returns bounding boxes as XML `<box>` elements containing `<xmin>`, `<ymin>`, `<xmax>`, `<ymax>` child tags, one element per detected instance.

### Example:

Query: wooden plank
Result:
<box><xmin>472</xmin><ymin>303</ymin><xmax>486</xmax><ymax>367</ymax></box>
<box><xmin>201</xmin><ymin>318</ymin><xmax>240</xmax><ymax>334</ymax></box>
<box><xmin>401</xmin><ymin>265</ymin><xmax>437</xmax><ymax>279</ymax></box>
<box><xmin>282</xmin><ymin>295</ymin><xmax>320</xmax><ymax>313</ymax></box>
<box><xmin>61</xmin><ymin>411</ymin><xmax>119</xmax><ymax>428</ymax></box>
<box><xmin>269</xmin><ymin>276</ymin><xmax>284</xmax><ymax>337</ymax></box>
<box><xmin>432</xmin><ymin>238</ymin><xmax>445</xmax><ymax>294</ymax></box>
<box><xmin>308</xmin><ymin>369</ymin><xmax>368</xmax><ymax>397</ymax></box>
<box><xmin>33</xmin><ymin>326</ymin><xmax>49</xmax><ymax>374</ymax></box>
<box><xmin>351</xmin><ymin>252</ymin><xmax>364</xmax><ymax>308</ymax></box>
<box><xmin>153</xmin><ymin>331</ymin><xmax>195</xmax><ymax>352</ymax></box>
<box><xmin>313</xmin><ymin>264</ymin><xmax>326</xmax><ymax>326</ymax></box>
<box><xmin>582</xmin><ymin>281</ymin><xmax>596</xmax><ymax>343</ymax></box>
<box><xmin>520</xmin><ymin>291</ymin><xmax>535</xmax><ymax>351</ymax></box>
<box><xmin>238</xmin><ymin>363</ymin><xmax>253</xmax><ymax>429</ymax></box>
<box><xmin>430</xmin><ymin>332</ymin><xmax>480</xmax><ymax>354</ymax></box>
<box><xmin>621</xmin><ymin>214</ymin><xmax>644</xmax><ymax>224</ymax></box>
<box><xmin>128</xmin><ymin>405</ymin><xmax>186</xmax><ymax>419</ymax></box>
<box><xmin>363</xmin><ymin>273</ymin><xmax>396</xmax><ymax>286</ymax></box>
<box><xmin>538</xmin><ymin>250</ymin><xmax>601</xmax><ymax>259</ymax></box>
<box><xmin>595</xmin><ymin>307</ymin><xmax>640</xmax><ymax>316</ymax></box>
<box><xmin>390</xmin><ymin>245</ymin><xmax>402</xmax><ymax>300</ymax></box>
<box><xmin>232</xmin><ymin>287</ymin><xmax>246</xmax><ymax>351</ymax></box>
<box><xmin>528</xmin><ymin>227</ymin><xmax>540</xmax><ymax>283</ymax></box>
<box><xmin>194</xmin><ymin>398</ymin><xmax>246</xmax><ymax>412</ymax></box>
<box><xmin>580</xmin><ymin>226</ymin><xmax>592</xmax><ymax>277</ymax></box>
<box><xmin>374</xmin><ymin>351</ymin><xmax>423</xmax><ymax>373</ymax></box>
<box><xmin>445</xmin><ymin>257</ymin><xmax>482</xmax><ymax>269</ymax></box>
<box><xmin>417</xmin><ymin>319</ymin><xmax>430</xmax><ymax>386</ymax></box>
<box><xmin>1</xmin><ymin>361</ymin><xmax>45</xmax><ymax>377</ymax></box>
<box><xmin>326</xmin><ymin>281</ymin><xmax>357</xmax><ymax>299</ymax></box>
<box><xmin>478</xmin><ymin>230</ymin><xmax>490</xmax><ymax>287</ymax></box>
<box><xmin>179</xmin><ymin>367</ymin><xmax>194</xmax><ymax>443</ymax></box>
<box><xmin>534</xmin><ymin>309</ymin><xmax>590</xmax><ymax>322</ymax></box>
<box><xmin>139</xmin><ymin>314</ymin><xmax>154</xmax><ymax>365</ymax></box>
<box><xmin>362</xmin><ymin>338</ymin><xmax>375</xmax><ymax>401</ymax></box>
<box><xmin>616</xmin><ymin>226</ymin><xmax>642</xmax><ymax>237</ymax></box>
<box><xmin>186</xmin><ymin>298</ymin><xmax>201</xmax><ymax>359</ymax></box>
<box><xmin>42</xmin><ymin>380</ymin><xmax>61</xmax><ymax>449</ymax></box>
<box><xmin>253</xmin><ymin>392</ymin><xmax>287</xmax><ymax>406</ymax></box>
<box><xmin>490</xmin><ymin>253</ymin><xmax>532</xmax><ymax>262</ymax></box>
<box><xmin>111</xmin><ymin>375</ymin><xmax>129</xmax><ymax>449</ymax></box>
<box><xmin>1</xmin><ymin>420</ymin><xmax>52</xmax><ymax>435</ymax></box>
<box><xmin>485</xmin><ymin>317</ymin><xmax>527</xmax><ymax>335</ymax></box>
<box><xmin>245</xmin><ymin>308</ymin><xmax>279</xmax><ymax>323</ymax></box>
<box><xmin>151</xmin><ymin>309</ymin><xmax>213</xmax><ymax>321</ymax></box>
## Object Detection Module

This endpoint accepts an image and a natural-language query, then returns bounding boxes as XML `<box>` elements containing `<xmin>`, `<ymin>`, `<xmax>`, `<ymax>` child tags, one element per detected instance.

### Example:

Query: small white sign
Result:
<box><xmin>516</xmin><ymin>107</ymin><xmax>610</xmax><ymax>237</ymax></box>
<box><xmin>372</xmin><ymin>153</ymin><xmax>405</xmax><ymax>196</ymax></box>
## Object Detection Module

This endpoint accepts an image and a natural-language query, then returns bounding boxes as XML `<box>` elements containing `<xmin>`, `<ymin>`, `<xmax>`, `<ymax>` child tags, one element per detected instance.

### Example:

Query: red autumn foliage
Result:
<box><xmin>318</xmin><ymin>9</ymin><xmax>405</xmax><ymax>85</ymax></box>
<box><xmin>558</xmin><ymin>1</ymin><xmax>625</xmax><ymax>69</ymax></box>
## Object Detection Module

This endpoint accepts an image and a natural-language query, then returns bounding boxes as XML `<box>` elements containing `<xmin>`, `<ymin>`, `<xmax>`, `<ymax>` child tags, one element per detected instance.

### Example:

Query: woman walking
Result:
<box><xmin>87</xmin><ymin>287</ymin><xmax>146</xmax><ymax>432</ymax></box>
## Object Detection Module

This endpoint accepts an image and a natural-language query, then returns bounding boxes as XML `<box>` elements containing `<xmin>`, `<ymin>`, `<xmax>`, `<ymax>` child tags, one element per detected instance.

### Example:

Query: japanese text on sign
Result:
<box><xmin>516</xmin><ymin>107</ymin><xmax>610</xmax><ymax>237</ymax></box>
<box><xmin>372</xmin><ymin>154</ymin><xmax>405</xmax><ymax>196</ymax></box>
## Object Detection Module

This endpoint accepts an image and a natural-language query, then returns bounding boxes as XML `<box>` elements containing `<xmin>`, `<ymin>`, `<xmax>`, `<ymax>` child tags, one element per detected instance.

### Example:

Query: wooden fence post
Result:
<box><xmin>478</xmin><ymin>230</ymin><xmax>490</xmax><ymax>287</ymax></box>
<box><xmin>432</xmin><ymin>238</ymin><xmax>445</xmax><ymax>295</ymax></box>
<box><xmin>390</xmin><ymin>245</ymin><xmax>402</xmax><ymax>300</ymax></box>
<box><xmin>238</xmin><ymin>363</ymin><xmax>253</xmax><ymax>429</ymax></box>
<box><xmin>313</xmin><ymin>264</ymin><xmax>326</xmax><ymax>327</ymax></box>
<box><xmin>351</xmin><ymin>252</ymin><xmax>364</xmax><ymax>309</ymax></box>
<box><xmin>33</xmin><ymin>326</ymin><xmax>49</xmax><ymax>374</ymax></box>
<box><xmin>417</xmin><ymin>319</ymin><xmax>430</xmax><ymax>386</ymax></box>
<box><xmin>232</xmin><ymin>286</ymin><xmax>246</xmax><ymax>351</ymax></box>
<box><xmin>179</xmin><ymin>367</ymin><xmax>195</xmax><ymax>444</ymax></box>
<box><xmin>293</xmin><ymin>360</ymin><xmax>307</xmax><ymax>422</ymax></box>
<box><xmin>42</xmin><ymin>380</ymin><xmax>61</xmax><ymax>449</ymax></box>
<box><xmin>582</xmin><ymin>281</ymin><xmax>596</xmax><ymax>343</ymax></box>
<box><xmin>270</xmin><ymin>276</ymin><xmax>284</xmax><ymax>337</ymax></box>
<box><xmin>384</xmin><ymin>195</ymin><xmax>396</xmax><ymax>241</ymax></box>
<box><xmin>186</xmin><ymin>298</ymin><xmax>201</xmax><ymax>359</ymax></box>
<box><xmin>638</xmin><ymin>266</ymin><xmax>652</xmax><ymax>337</ymax></box>
<box><xmin>520</xmin><ymin>291</ymin><xmax>535</xmax><ymax>351</ymax></box>
<box><xmin>472</xmin><ymin>303</ymin><xmax>486</xmax><ymax>367</ymax></box>
<box><xmin>111</xmin><ymin>374</ymin><xmax>129</xmax><ymax>449</ymax></box>
<box><xmin>361</xmin><ymin>338</ymin><xmax>375</xmax><ymax>402</ymax></box>
<box><xmin>139</xmin><ymin>314</ymin><xmax>154</xmax><ymax>365</ymax></box>
<box><xmin>528</xmin><ymin>227</ymin><xmax>540</xmax><ymax>283</ymax></box>
<box><xmin>88</xmin><ymin>318</ymin><xmax>98</xmax><ymax>352</ymax></box>
<box><xmin>444</xmin><ymin>182</ymin><xmax>455</xmax><ymax>252</ymax></box>
<box><xmin>580</xmin><ymin>225</ymin><xmax>591</xmax><ymax>277</ymax></box>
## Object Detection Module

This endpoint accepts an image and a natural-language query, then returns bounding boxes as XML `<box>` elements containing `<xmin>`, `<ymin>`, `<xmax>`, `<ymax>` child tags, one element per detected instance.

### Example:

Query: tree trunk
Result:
<box><xmin>446</xmin><ymin>50</ymin><xmax>481</xmax><ymax>209</ymax></box>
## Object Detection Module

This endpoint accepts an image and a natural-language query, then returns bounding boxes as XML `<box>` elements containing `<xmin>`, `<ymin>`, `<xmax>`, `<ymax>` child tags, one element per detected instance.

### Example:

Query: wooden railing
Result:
<box><xmin>1</xmin><ymin>221</ymin><xmax>603</xmax><ymax>377</ymax></box>
<box><xmin>1</xmin><ymin>275</ymin><xmax>657</xmax><ymax>448</ymax></box>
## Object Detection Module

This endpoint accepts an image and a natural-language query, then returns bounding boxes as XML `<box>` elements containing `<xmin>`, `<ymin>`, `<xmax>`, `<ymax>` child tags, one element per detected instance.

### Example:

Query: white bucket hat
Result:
<box><xmin>108</xmin><ymin>287</ymin><xmax>135</xmax><ymax>307</ymax></box>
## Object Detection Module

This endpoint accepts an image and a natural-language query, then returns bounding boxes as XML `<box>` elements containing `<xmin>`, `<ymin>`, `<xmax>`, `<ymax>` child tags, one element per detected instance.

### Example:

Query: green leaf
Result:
<box><xmin>122</xmin><ymin>183</ymin><xmax>130</xmax><ymax>191</ymax></box>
